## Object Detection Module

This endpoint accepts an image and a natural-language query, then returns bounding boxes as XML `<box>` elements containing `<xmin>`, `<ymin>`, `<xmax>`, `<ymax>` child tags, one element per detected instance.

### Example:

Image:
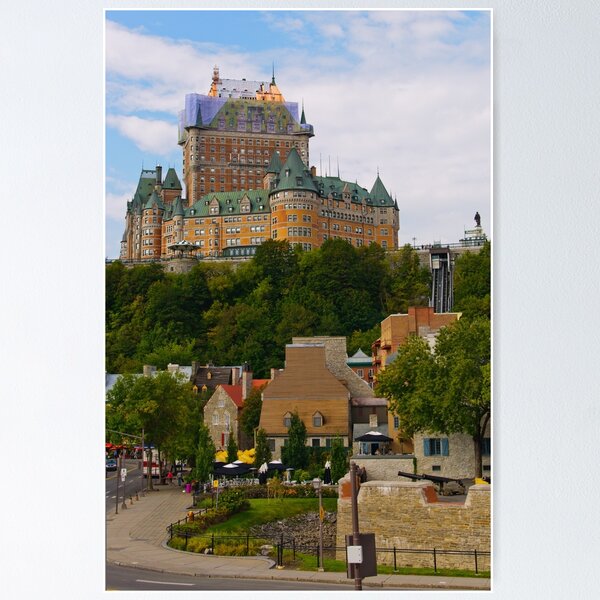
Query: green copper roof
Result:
<box><xmin>314</xmin><ymin>175</ymin><xmax>372</xmax><ymax>203</ymax></box>
<box><xmin>184</xmin><ymin>189</ymin><xmax>270</xmax><ymax>218</ymax></box>
<box><xmin>162</xmin><ymin>168</ymin><xmax>182</xmax><ymax>190</ymax></box>
<box><xmin>266</xmin><ymin>151</ymin><xmax>283</xmax><ymax>174</ymax></box>
<box><xmin>273</xmin><ymin>147</ymin><xmax>318</xmax><ymax>193</ymax></box>
<box><xmin>144</xmin><ymin>190</ymin><xmax>165</xmax><ymax>211</ymax></box>
<box><xmin>208</xmin><ymin>98</ymin><xmax>302</xmax><ymax>134</ymax></box>
<box><xmin>370</xmin><ymin>175</ymin><xmax>394</xmax><ymax>206</ymax></box>
<box><xmin>171</xmin><ymin>195</ymin><xmax>184</xmax><ymax>217</ymax></box>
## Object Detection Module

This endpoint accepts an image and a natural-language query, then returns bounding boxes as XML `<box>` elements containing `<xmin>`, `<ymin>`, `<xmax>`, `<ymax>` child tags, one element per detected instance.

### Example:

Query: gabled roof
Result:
<box><xmin>186</xmin><ymin>189</ymin><xmax>269</xmax><ymax>218</ymax></box>
<box><xmin>192</xmin><ymin>366</ymin><xmax>234</xmax><ymax>389</ymax></box>
<box><xmin>221</xmin><ymin>384</ymin><xmax>244</xmax><ymax>408</ymax></box>
<box><xmin>162</xmin><ymin>168</ymin><xmax>182</xmax><ymax>190</ymax></box>
<box><xmin>252</xmin><ymin>379</ymin><xmax>270</xmax><ymax>389</ymax></box>
<box><xmin>274</xmin><ymin>147</ymin><xmax>318</xmax><ymax>193</ymax></box>
<box><xmin>370</xmin><ymin>175</ymin><xmax>394</xmax><ymax>206</ymax></box>
<box><xmin>144</xmin><ymin>190</ymin><xmax>165</xmax><ymax>211</ymax></box>
<box><xmin>266</xmin><ymin>151</ymin><xmax>283</xmax><ymax>174</ymax></box>
<box><xmin>171</xmin><ymin>195</ymin><xmax>184</xmax><ymax>217</ymax></box>
<box><xmin>347</xmin><ymin>348</ymin><xmax>372</xmax><ymax>366</ymax></box>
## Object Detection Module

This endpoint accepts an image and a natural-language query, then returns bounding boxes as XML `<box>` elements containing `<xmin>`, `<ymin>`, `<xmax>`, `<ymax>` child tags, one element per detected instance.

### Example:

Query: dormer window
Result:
<box><xmin>283</xmin><ymin>412</ymin><xmax>292</xmax><ymax>428</ymax></box>
<box><xmin>313</xmin><ymin>412</ymin><xmax>324</xmax><ymax>427</ymax></box>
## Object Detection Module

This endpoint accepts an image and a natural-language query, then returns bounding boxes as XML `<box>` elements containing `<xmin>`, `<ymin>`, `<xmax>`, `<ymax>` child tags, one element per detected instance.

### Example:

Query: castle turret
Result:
<box><xmin>269</xmin><ymin>147</ymin><xmax>319</xmax><ymax>250</ymax></box>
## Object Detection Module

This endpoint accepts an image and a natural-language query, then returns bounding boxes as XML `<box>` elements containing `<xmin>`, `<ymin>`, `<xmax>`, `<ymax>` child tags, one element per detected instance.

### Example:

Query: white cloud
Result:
<box><xmin>106</xmin><ymin>114</ymin><xmax>176</xmax><ymax>154</ymax></box>
<box><xmin>105</xmin><ymin>190</ymin><xmax>131</xmax><ymax>221</ymax></box>
<box><xmin>105</xmin><ymin>11</ymin><xmax>491</xmax><ymax>255</ymax></box>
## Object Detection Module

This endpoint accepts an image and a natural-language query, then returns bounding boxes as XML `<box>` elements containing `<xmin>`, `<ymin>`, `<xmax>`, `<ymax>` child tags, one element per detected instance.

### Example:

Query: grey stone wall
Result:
<box><xmin>336</xmin><ymin>479</ymin><xmax>491</xmax><ymax>570</ymax></box>
<box><xmin>351</xmin><ymin>455</ymin><xmax>415</xmax><ymax>481</ymax></box>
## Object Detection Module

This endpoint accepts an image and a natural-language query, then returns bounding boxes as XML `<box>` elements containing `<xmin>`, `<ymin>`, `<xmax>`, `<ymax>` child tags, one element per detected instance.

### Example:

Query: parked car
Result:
<box><xmin>106</xmin><ymin>459</ymin><xmax>117</xmax><ymax>472</ymax></box>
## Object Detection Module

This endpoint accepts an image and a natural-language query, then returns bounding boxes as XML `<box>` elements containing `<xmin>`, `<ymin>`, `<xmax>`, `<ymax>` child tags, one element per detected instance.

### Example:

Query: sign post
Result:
<box><xmin>121</xmin><ymin>467</ymin><xmax>128</xmax><ymax>510</ymax></box>
<box><xmin>349</xmin><ymin>462</ymin><xmax>361</xmax><ymax>590</ymax></box>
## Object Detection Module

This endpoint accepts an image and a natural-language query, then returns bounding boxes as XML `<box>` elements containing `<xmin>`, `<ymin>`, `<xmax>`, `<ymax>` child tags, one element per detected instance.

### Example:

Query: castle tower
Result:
<box><xmin>262</xmin><ymin>151</ymin><xmax>282</xmax><ymax>190</ymax></box>
<box><xmin>178</xmin><ymin>68</ymin><xmax>314</xmax><ymax>204</ymax></box>
<box><xmin>269</xmin><ymin>147</ymin><xmax>320</xmax><ymax>250</ymax></box>
<box><xmin>141</xmin><ymin>190</ymin><xmax>165</xmax><ymax>260</ymax></box>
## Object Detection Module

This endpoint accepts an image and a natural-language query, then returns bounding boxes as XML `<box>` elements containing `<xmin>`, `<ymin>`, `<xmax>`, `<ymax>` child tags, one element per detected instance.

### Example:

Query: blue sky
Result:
<box><xmin>105</xmin><ymin>9</ymin><xmax>491</xmax><ymax>258</ymax></box>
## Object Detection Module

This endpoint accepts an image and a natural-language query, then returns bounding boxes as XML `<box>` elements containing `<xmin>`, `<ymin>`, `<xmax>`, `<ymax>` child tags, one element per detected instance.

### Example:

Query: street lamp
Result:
<box><xmin>312</xmin><ymin>477</ymin><xmax>325</xmax><ymax>572</ymax></box>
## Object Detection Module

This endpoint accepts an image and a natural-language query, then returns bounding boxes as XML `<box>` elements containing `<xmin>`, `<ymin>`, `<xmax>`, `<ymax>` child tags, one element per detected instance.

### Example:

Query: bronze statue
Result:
<box><xmin>474</xmin><ymin>212</ymin><xmax>481</xmax><ymax>227</ymax></box>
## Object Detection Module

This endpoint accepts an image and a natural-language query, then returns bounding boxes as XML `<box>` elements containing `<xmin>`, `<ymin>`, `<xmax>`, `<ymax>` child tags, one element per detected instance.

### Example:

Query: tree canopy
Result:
<box><xmin>253</xmin><ymin>428</ymin><xmax>271</xmax><ymax>469</ymax></box>
<box><xmin>376</xmin><ymin>317</ymin><xmax>490</xmax><ymax>477</ymax></box>
<box><xmin>105</xmin><ymin>371</ymin><xmax>200</xmax><ymax>466</ymax></box>
<box><xmin>453</xmin><ymin>241</ymin><xmax>490</xmax><ymax>320</ymax></box>
<box><xmin>106</xmin><ymin>241</ymin><xmax>429</xmax><ymax>377</ymax></box>
<box><xmin>281</xmin><ymin>411</ymin><xmax>309</xmax><ymax>469</ymax></box>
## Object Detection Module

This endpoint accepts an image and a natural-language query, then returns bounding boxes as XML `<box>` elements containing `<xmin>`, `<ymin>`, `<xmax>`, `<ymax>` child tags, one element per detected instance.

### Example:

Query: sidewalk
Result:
<box><xmin>106</xmin><ymin>484</ymin><xmax>490</xmax><ymax>590</ymax></box>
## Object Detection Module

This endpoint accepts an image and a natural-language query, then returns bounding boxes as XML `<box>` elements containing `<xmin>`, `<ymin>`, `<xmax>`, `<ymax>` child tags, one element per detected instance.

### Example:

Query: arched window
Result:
<box><xmin>224</xmin><ymin>413</ymin><xmax>230</xmax><ymax>429</ymax></box>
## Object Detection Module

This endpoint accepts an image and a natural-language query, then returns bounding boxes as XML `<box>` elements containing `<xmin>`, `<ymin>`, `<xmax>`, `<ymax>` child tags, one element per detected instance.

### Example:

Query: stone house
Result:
<box><xmin>204</xmin><ymin>370</ymin><xmax>254</xmax><ymax>451</ymax></box>
<box><xmin>259</xmin><ymin>336</ymin><xmax>377</xmax><ymax>458</ymax></box>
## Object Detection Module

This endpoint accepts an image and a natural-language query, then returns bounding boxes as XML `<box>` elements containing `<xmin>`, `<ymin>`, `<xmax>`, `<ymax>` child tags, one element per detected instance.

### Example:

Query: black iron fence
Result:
<box><xmin>166</xmin><ymin>524</ymin><xmax>489</xmax><ymax>574</ymax></box>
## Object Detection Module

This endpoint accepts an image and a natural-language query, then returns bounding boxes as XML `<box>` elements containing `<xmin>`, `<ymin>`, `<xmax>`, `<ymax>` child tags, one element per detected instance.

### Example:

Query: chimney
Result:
<box><xmin>156</xmin><ymin>165</ymin><xmax>162</xmax><ymax>185</ymax></box>
<box><xmin>242</xmin><ymin>371</ymin><xmax>253</xmax><ymax>400</ymax></box>
<box><xmin>310</xmin><ymin>165</ymin><xmax>317</xmax><ymax>177</ymax></box>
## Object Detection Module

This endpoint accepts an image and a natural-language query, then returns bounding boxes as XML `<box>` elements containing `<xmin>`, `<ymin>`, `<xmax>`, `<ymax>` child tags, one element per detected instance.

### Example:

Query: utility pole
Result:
<box><xmin>115</xmin><ymin>451</ymin><xmax>119</xmax><ymax>515</ymax></box>
<box><xmin>140</xmin><ymin>428</ymin><xmax>145</xmax><ymax>497</ymax></box>
<box><xmin>120</xmin><ymin>454</ymin><xmax>127</xmax><ymax>510</ymax></box>
<box><xmin>350</xmin><ymin>461</ymin><xmax>362</xmax><ymax>590</ymax></box>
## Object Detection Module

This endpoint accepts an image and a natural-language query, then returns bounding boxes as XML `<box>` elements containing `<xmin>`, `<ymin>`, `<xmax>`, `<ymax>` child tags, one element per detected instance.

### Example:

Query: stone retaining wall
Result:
<box><xmin>351</xmin><ymin>455</ymin><xmax>415</xmax><ymax>481</ymax></box>
<box><xmin>336</xmin><ymin>479</ymin><xmax>490</xmax><ymax>571</ymax></box>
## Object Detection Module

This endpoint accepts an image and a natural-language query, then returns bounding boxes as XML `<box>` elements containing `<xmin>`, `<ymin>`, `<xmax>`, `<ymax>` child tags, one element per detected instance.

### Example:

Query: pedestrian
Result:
<box><xmin>177</xmin><ymin>470</ymin><xmax>183</xmax><ymax>486</ymax></box>
<box><xmin>167</xmin><ymin>470</ymin><xmax>174</xmax><ymax>485</ymax></box>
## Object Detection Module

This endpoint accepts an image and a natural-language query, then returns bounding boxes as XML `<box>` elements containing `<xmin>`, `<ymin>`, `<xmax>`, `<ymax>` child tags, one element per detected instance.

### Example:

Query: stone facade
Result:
<box><xmin>413</xmin><ymin>432</ymin><xmax>491</xmax><ymax>480</ymax></box>
<box><xmin>351</xmin><ymin>455</ymin><xmax>415</xmax><ymax>481</ymax></box>
<box><xmin>336</xmin><ymin>479</ymin><xmax>490</xmax><ymax>571</ymax></box>
<box><xmin>204</xmin><ymin>386</ymin><xmax>242</xmax><ymax>451</ymax></box>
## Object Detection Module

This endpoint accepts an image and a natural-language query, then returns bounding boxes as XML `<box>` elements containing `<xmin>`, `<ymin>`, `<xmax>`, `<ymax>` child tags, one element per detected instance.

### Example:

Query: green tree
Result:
<box><xmin>253</xmin><ymin>428</ymin><xmax>271</xmax><ymax>469</ymax></box>
<box><xmin>226</xmin><ymin>429</ymin><xmax>238</xmax><ymax>464</ymax></box>
<box><xmin>376</xmin><ymin>317</ymin><xmax>490</xmax><ymax>477</ymax></box>
<box><xmin>347</xmin><ymin>324</ymin><xmax>381</xmax><ymax>357</ymax></box>
<box><xmin>106</xmin><ymin>370</ymin><xmax>197</xmax><ymax>487</ymax></box>
<box><xmin>281</xmin><ymin>411</ymin><xmax>309</xmax><ymax>469</ymax></box>
<box><xmin>385</xmin><ymin>244</ymin><xmax>431</xmax><ymax>313</ymax></box>
<box><xmin>330</xmin><ymin>435</ymin><xmax>349</xmax><ymax>484</ymax></box>
<box><xmin>194</xmin><ymin>423</ymin><xmax>216</xmax><ymax>483</ymax></box>
<box><xmin>453</xmin><ymin>241</ymin><xmax>491</xmax><ymax>320</ymax></box>
<box><xmin>240</xmin><ymin>384</ymin><xmax>265</xmax><ymax>440</ymax></box>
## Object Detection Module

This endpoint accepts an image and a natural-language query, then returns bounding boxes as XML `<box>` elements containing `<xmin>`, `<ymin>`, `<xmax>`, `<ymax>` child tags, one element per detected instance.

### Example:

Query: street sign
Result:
<box><xmin>120</xmin><ymin>468</ymin><xmax>127</xmax><ymax>482</ymax></box>
<box><xmin>345</xmin><ymin>533</ymin><xmax>377</xmax><ymax>578</ymax></box>
<box><xmin>347</xmin><ymin>545</ymin><xmax>363</xmax><ymax>564</ymax></box>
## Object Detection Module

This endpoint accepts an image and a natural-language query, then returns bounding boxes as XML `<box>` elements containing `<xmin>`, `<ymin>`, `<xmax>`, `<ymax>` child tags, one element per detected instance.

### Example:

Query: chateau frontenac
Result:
<box><xmin>119</xmin><ymin>68</ymin><xmax>399</xmax><ymax>262</ymax></box>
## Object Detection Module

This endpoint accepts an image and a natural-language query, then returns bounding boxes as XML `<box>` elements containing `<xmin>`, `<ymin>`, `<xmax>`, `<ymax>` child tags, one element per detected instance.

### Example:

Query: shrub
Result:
<box><xmin>218</xmin><ymin>488</ymin><xmax>250</xmax><ymax>513</ymax></box>
<box><xmin>187</xmin><ymin>537</ymin><xmax>209</xmax><ymax>553</ymax></box>
<box><xmin>168</xmin><ymin>536</ymin><xmax>186</xmax><ymax>551</ymax></box>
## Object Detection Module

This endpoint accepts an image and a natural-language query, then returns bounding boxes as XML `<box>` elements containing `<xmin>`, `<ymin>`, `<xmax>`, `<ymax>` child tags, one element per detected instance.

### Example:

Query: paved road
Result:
<box><xmin>106</xmin><ymin>564</ymin><xmax>381</xmax><ymax>591</ymax></box>
<box><xmin>105</xmin><ymin>459</ymin><xmax>145</xmax><ymax>513</ymax></box>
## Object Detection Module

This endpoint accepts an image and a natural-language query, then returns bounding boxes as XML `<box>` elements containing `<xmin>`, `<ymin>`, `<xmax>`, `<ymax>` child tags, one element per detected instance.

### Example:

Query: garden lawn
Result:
<box><xmin>205</xmin><ymin>498</ymin><xmax>337</xmax><ymax>533</ymax></box>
